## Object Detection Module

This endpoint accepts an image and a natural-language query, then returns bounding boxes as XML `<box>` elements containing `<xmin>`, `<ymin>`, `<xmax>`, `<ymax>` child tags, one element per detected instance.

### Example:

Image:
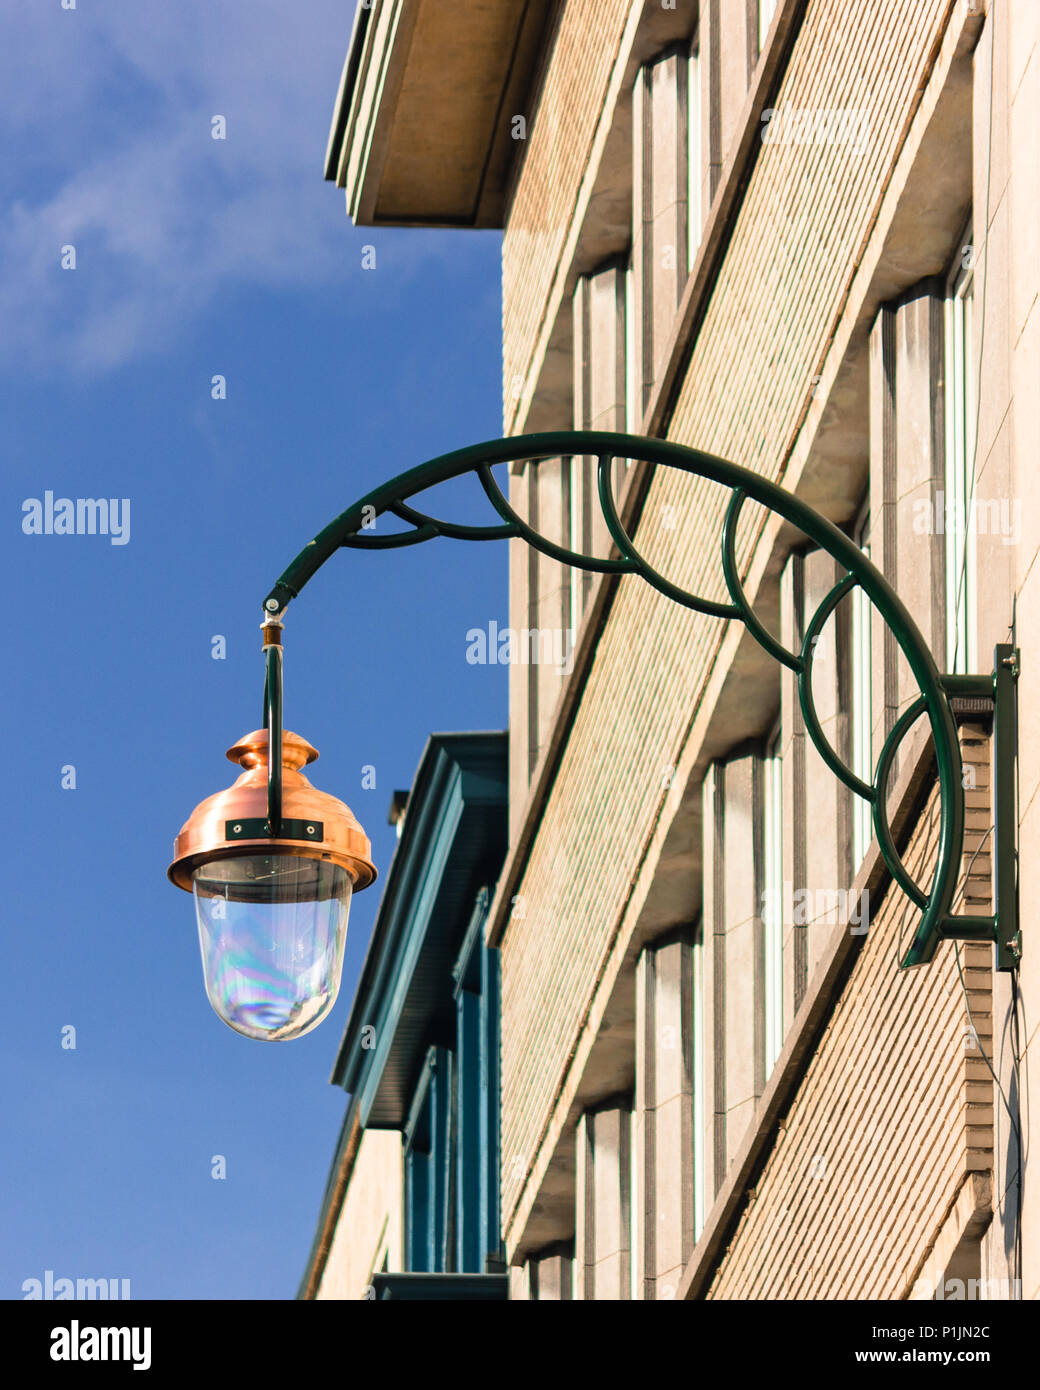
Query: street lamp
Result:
<box><xmin>168</xmin><ymin>619</ymin><xmax>376</xmax><ymax>1040</ymax></box>
<box><xmin>169</xmin><ymin>431</ymin><xmax>1019</xmax><ymax>1041</ymax></box>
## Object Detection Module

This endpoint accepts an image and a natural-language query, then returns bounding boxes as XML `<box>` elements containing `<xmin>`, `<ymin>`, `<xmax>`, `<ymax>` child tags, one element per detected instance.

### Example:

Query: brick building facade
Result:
<box><xmin>306</xmin><ymin>0</ymin><xmax>1036</xmax><ymax>1301</ymax></box>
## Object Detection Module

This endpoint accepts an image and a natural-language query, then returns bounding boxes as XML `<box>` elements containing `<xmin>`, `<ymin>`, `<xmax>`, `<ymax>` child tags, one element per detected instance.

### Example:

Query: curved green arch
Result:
<box><xmin>263</xmin><ymin>430</ymin><xmax>966</xmax><ymax>969</ymax></box>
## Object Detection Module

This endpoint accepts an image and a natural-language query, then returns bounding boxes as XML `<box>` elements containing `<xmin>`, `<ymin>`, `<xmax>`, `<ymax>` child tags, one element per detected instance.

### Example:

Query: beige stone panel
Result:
<box><xmin>591</xmin><ymin>1251</ymin><xmax>624</xmax><ymax>1300</ymax></box>
<box><xmin>532</xmin><ymin>1251</ymin><xmax>573</xmax><ymax>1300</ymax></box>
<box><xmin>508</xmin><ymin>470</ymin><xmax>532</xmax><ymax>843</ymax></box>
<box><xmin>868</xmin><ymin>304</ymin><xmax>895</xmax><ymax>771</ymax></box>
<box><xmin>974</xmin><ymin>412</ymin><xmax>1015</xmax><ymax>664</ymax></box>
<box><xmin>316</xmin><ymin>1129</ymin><xmax>402</xmax><ymax>1300</ymax></box>
<box><xmin>973</xmin><ymin>182</ymin><xmax>1012</xmax><ymax>487</ymax></box>
<box><xmin>1008</xmin><ymin>27</ymin><xmax>1040</xmax><ymax>343</ymax></box>
<box><xmin>780</xmin><ymin>551</ymin><xmax>803</xmax><ymax>1032</ymax></box>
<box><xmin>634</xmin><ymin>936</ymin><xmax>694</xmax><ymax>1296</ymax></box>
<box><xmin>722</xmin><ymin>755</ymin><xmax>759</xmax><ymax>931</ymax></box>
<box><xmin>575</xmin><ymin>1111</ymin><xmax>593</xmax><ymax>1300</ymax></box>
<box><xmin>1010</xmin><ymin>285</ymin><xmax>1040</xmax><ymax>602</ymax></box>
<box><xmin>592</xmin><ymin>1107</ymin><xmax>627</xmax><ymax>1260</ymax></box>
<box><xmin>701</xmin><ymin>762</ymin><xmax>722</xmax><ymax>1203</ymax></box>
<box><xmin>801</xmin><ymin>548</ymin><xmax>847</xmax><ymax>980</ymax></box>
<box><xmin>532</xmin><ymin>457</ymin><xmax>570</xmax><ymax>752</ymax></box>
<box><xmin>652</xmin><ymin>939</ymin><xmax>691</xmax><ymax>1108</ymax></box>
<box><xmin>893</xmin><ymin>287</ymin><xmax>945</xmax><ymax>692</ymax></box>
<box><xmin>586</xmin><ymin>263</ymin><xmax>627</xmax><ymax>563</ymax></box>
<box><xmin>724</xmin><ymin>1095</ymin><xmax>756</xmax><ymax>1170</ymax></box>
<box><xmin>725</xmin><ymin>916</ymin><xmax>758</xmax><ymax>1119</ymax></box>
<box><xmin>575</xmin><ymin>1104</ymin><xmax>632</xmax><ymax>1300</ymax></box>
<box><xmin>698</xmin><ymin>5</ymin><xmax>714</xmax><ymax>247</ymax></box>
<box><xmin>717</xmin><ymin>0</ymin><xmax>754</xmax><ymax>166</ymax></box>
<box><xmin>589</xmin><ymin>265</ymin><xmax>627</xmax><ymax>432</ymax></box>
<box><xmin>974</xmin><ymin>0</ymin><xmax>1011</xmax><ymax>237</ymax></box>
<box><xmin>649</xmin><ymin>50</ymin><xmax>688</xmax><ymax>382</ymax></box>
<box><xmin>632</xmin><ymin>60</ymin><xmax>653</xmax><ymax>420</ymax></box>
<box><xmin>1008</xmin><ymin>0</ymin><xmax>1040</xmax><ymax>104</ymax></box>
<box><xmin>652</xmin><ymin>1091</ymin><xmax>690</xmax><ymax>1278</ymax></box>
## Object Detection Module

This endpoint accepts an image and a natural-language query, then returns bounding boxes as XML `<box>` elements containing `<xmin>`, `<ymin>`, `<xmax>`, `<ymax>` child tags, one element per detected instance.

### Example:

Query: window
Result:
<box><xmin>758</xmin><ymin>0</ymin><xmax>778</xmax><ymax>53</ymax></box>
<box><xmin>763</xmin><ymin>730</ymin><xmax>783</xmax><ymax>1073</ymax></box>
<box><xmin>851</xmin><ymin>511</ymin><xmax>873</xmax><ymax>868</ymax></box>
<box><xmin>944</xmin><ymin>245</ymin><xmax>976</xmax><ymax>674</ymax></box>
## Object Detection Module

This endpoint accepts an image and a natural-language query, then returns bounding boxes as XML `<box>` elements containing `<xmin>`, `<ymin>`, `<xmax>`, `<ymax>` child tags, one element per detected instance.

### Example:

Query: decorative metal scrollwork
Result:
<box><xmin>263</xmin><ymin>431</ymin><xmax>1015</xmax><ymax>971</ymax></box>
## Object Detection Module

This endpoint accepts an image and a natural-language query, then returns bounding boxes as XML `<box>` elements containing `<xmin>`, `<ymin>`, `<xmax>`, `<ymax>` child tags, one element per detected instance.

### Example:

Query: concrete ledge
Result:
<box><xmin>326</xmin><ymin>0</ymin><xmax>551</xmax><ymax>228</ymax></box>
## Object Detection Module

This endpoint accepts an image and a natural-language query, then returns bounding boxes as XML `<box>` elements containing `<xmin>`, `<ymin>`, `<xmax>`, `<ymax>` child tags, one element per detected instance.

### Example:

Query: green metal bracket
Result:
<box><xmin>259</xmin><ymin>430</ymin><xmax>1019</xmax><ymax>973</ymax></box>
<box><xmin>993</xmin><ymin>644</ymin><xmax>1020</xmax><ymax>970</ymax></box>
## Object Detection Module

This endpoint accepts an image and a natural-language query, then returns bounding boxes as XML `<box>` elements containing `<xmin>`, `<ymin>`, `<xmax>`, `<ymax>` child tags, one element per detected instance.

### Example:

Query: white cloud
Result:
<box><xmin>0</xmin><ymin>0</ymin><xmax>463</xmax><ymax>373</ymax></box>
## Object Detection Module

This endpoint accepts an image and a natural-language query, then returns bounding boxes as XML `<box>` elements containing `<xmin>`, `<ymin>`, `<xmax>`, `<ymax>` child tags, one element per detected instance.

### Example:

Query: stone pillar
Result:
<box><xmin>575</xmin><ymin>1102</ymin><xmax>632</xmax><ymax>1299</ymax></box>
<box><xmin>508</xmin><ymin>455</ymin><xmax>569</xmax><ymax>838</ymax></box>
<box><xmin>870</xmin><ymin>285</ymin><xmax>946</xmax><ymax>785</ymax></box>
<box><xmin>780</xmin><ymin>547</ymin><xmax>855</xmax><ymax>998</ymax></box>
<box><xmin>508</xmin><ymin>466</ymin><xmax>536</xmax><ymax>842</ymax></box>
<box><xmin>573</xmin><ymin>261</ymin><xmax>628</xmax><ymax>600</ymax></box>
<box><xmin>634</xmin><ymin>933</ymin><xmax>695</xmax><ymax>1299</ymax></box>
<box><xmin>528</xmin><ymin>1244</ymin><xmax>574</xmax><ymax>1300</ymax></box>
<box><xmin>632</xmin><ymin>47</ymin><xmax>689</xmax><ymax>415</ymax></box>
<box><xmin>701</xmin><ymin>752</ymin><xmax>765</xmax><ymax>1200</ymax></box>
<box><xmin>704</xmin><ymin>0</ymin><xmax>757</xmax><ymax>206</ymax></box>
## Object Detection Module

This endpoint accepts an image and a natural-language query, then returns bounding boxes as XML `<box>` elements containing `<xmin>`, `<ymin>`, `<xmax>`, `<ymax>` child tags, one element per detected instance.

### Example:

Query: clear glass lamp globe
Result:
<box><xmin>168</xmin><ymin>727</ymin><xmax>376</xmax><ymax>1043</ymax></box>
<box><xmin>192</xmin><ymin>855</ymin><xmax>353</xmax><ymax>1041</ymax></box>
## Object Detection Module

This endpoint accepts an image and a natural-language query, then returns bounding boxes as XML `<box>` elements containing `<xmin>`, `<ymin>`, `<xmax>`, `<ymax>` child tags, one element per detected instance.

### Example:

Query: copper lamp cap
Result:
<box><xmin>167</xmin><ymin>729</ymin><xmax>376</xmax><ymax>893</ymax></box>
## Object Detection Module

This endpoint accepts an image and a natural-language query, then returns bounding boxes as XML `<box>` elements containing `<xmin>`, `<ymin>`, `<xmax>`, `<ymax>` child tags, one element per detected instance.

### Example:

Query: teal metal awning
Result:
<box><xmin>331</xmin><ymin>731</ymin><xmax>507</xmax><ymax>1127</ymax></box>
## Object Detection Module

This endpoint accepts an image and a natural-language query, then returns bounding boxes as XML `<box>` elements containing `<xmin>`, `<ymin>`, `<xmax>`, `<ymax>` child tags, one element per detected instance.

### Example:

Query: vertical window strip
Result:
<box><xmin>763</xmin><ymin>736</ymin><xmax>783</xmax><ymax>1072</ymax></box>
<box><xmin>851</xmin><ymin>520</ymin><xmax>873</xmax><ymax>867</ymax></box>
<box><xmin>945</xmin><ymin>261</ymin><xmax>976</xmax><ymax>675</ymax></box>
<box><xmin>758</xmin><ymin>0</ymin><xmax>778</xmax><ymax>52</ymax></box>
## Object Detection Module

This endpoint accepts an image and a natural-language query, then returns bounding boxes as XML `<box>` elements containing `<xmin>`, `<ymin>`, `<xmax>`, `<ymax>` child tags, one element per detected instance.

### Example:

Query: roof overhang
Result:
<box><xmin>325</xmin><ymin>0</ymin><xmax>551</xmax><ymax>228</ymax></box>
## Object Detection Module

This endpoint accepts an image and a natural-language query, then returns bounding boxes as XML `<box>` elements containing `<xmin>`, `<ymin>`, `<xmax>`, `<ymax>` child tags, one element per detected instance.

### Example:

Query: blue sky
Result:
<box><xmin>2</xmin><ymin>1</ymin><xmax>506</xmax><ymax>1299</ymax></box>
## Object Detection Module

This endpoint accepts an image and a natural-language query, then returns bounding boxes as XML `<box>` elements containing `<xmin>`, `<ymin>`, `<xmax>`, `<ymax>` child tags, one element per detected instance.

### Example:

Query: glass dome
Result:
<box><xmin>192</xmin><ymin>854</ymin><xmax>352</xmax><ymax>1041</ymax></box>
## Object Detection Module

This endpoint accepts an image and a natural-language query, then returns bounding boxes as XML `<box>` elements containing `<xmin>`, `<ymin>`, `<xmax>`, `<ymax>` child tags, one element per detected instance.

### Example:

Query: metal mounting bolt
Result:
<box><xmin>265</xmin><ymin>598</ymin><xmax>280</xmax><ymax>613</ymax></box>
